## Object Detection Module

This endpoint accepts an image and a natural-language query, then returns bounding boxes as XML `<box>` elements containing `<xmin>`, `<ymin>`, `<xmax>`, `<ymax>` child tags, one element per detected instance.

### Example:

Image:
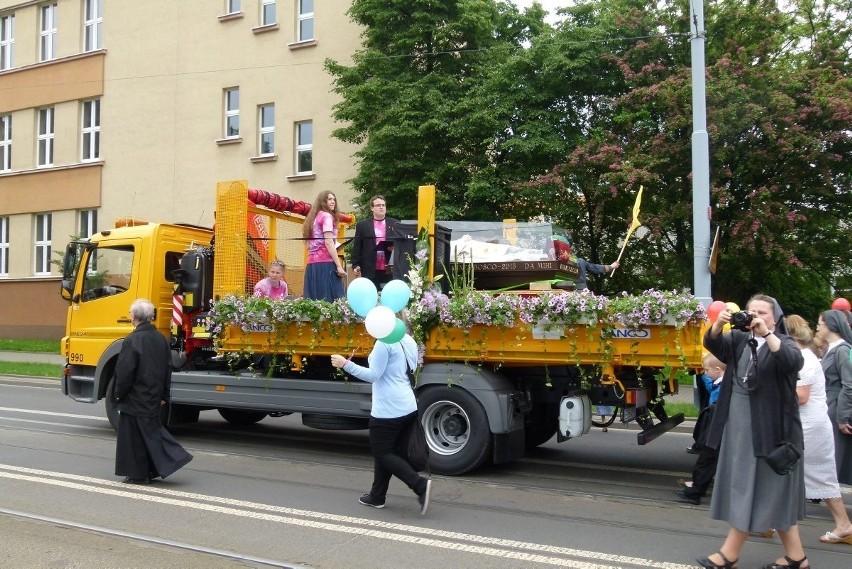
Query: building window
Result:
<box><xmin>81</xmin><ymin>99</ymin><xmax>100</xmax><ymax>161</ymax></box>
<box><xmin>259</xmin><ymin>104</ymin><xmax>275</xmax><ymax>156</ymax></box>
<box><xmin>37</xmin><ymin>107</ymin><xmax>54</xmax><ymax>167</ymax></box>
<box><xmin>0</xmin><ymin>14</ymin><xmax>13</xmax><ymax>70</ymax></box>
<box><xmin>224</xmin><ymin>88</ymin><xmax>239</xmax><ymax>138</ymax></box>
<box><xmin>40</xmin><ymin>3</ymin><xmax>58</xmax><ymax>62</ymax></box>
<box><xmin>298</xmin><ymin>0</ymin><xmax>313</xmax><ymax>41</ymax></box>
<box><xmin>0</xmin><ymin>114</ymin><xmax>10</xmax><ymax>172</ymax></box>
<box><xmin>226</xmin><ymin>0</ymin><xmax>241</xmax><ymax>15</ymax></box>
<box><xmin>79</xmin><ymin>209</ymin><xmax>98</xmax><ymax>239</ymax></box>
<box><xmin>83</xmin><ymin>0</ymin><xmax>103</xmax><ymax>52</ymax></box>
<box><xmin>34</xmin><ymin>213</ymin><xmax>52</xmax><ymax>275</ymax></box>
<box><xmin>0</xmin><ymin>216</ymin><xmax>8</xmax><ymax>277</ymax></box>
<box><xmin>261</xmin><ymin>0</ymin><xmax>276</xmax><ymax>26</ymax></box>
<box><xmin>296</xmin><ymin>120</ymin><xmax>313</xmax><ymax>174</ymax></box>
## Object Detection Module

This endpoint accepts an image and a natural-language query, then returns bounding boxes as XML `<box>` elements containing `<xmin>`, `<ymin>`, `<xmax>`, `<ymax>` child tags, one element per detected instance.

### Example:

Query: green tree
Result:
<box><xmin>512</xmin><ymin>0</ymin><xmax>851</xmax><ymax>306</ymax></box>
<box><xmin>328</xmin><ymin>0</ymin><xmax>852</xmax><ymax>308</ymax></box>
<box><xmin>326</xmin><ymin>0</ymin><xmax>540</xmax><ymax>220</ymax></box>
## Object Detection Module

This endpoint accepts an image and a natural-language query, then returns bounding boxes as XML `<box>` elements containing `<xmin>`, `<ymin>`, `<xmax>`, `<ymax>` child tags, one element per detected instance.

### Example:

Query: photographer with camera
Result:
<box><xmin>697</xmin><ymin>295</ymin><xmax>807</xmax><ymax>569</ymax></box>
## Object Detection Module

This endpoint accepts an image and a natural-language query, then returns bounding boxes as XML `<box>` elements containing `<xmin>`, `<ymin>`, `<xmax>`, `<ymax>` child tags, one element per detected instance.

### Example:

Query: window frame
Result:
<box><xmin>258</xmin><ymin>104</ymin><xmax>275</xmax><ymax>156</ymax></box>
<box><xmin>81</xmin><ymin>99</ymin><xmax>100</xmax><ymax>162</ymax></box>
<box><xmin>39</xmin><ymin>2</ymin><xmax>58</xmax><ymax>62</ymax></box>
<box><xmin>34</xmin><ymin>212</ymin><xmax>52</xmax><ymax>276</ymax></box>
<box><xmin>261</xmin><ymin>0</ymin><xmax>277</xmax><ymax>26</ymax></box>
<box><xmin>0</xmin><ymin>13</ymin><xmax>14</xmax><ymax>70</ymax></box>
<box><xmin>83</xmin><ymin>0</ymin><xmax>103</xmax><ymax>52</ymax></box>
<box><xmin>0</xmin><ymin>114</ymin><xmax>11</xmax><ymax>172</ymax></box>
<box><xmin>295</xmin><ymin>120</ymin><xmax>313</xmax><ymax>174</ymax></box>
<box><xmin>297</xmin><ymin>0</ymin><xmax>314</xmax><ymax>42</ymax></box>
<box><xmin>78</xmin><ymin>209</ymin><xmax>98</xmax><ymax>239</ymax></box>
<box><xmin>226</xmin><ymin>0</ymin><xmax>241</xmax><ymax>15</ymax></box>
<box><xmin>0</xmin><ymin>216</ymin><xmax>9</xmax><ymax>277</ymax></box>
<box><xmin>37</xmin><ymin>107</ymin><xmax>55</xmax><ymax>168</ymax></box>
<box><xmin>224</xmin><ymin>87</ymin><xmax>240</xmax><ymax>138</ymax></box>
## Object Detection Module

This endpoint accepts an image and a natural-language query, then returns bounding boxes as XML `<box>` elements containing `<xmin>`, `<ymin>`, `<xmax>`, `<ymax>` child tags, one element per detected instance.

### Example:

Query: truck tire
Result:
<box><xmin>524</xmin><ymin>419</ymin><xmax>558</xmax><ymax>448</ymax></box>
<box><xmin>105</xmin><ymin>378</ymin><xmax>120</xmax><ymax>430</ymax></box>
<box><xmin>301</xmin><ymin>414</ymin><xmax>369</xmax><ymax>430</ymax></box>
<box><xmin>418</xmin><ymin>387</ymin><xmax>492</xmax><ymax>475</ymax></box>
<box><xmin>217</xmin><ymin>408</ymin><xmax>268</xmax><ymax>425</ymax></box>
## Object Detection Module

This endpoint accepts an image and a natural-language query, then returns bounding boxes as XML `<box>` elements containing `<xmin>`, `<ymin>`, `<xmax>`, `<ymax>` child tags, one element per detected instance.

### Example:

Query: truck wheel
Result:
<box><xmin>418</xmin><ymin>387</ymin><xmax>492</xmax><ymax>475</ymax></box>
<box><xmin>524</xmin><ymin>420</ymin><xmax>558</xmax><ymax>448</ymax></box>
<box><xmin>217</xmin><ymin>408</ymin><xmax>268</xmax><ymax>425</ymax></box>
<box><xmin>104</xmin><ymin>378</ymin><xmax>119</xmax><ymax>430</ymax></box>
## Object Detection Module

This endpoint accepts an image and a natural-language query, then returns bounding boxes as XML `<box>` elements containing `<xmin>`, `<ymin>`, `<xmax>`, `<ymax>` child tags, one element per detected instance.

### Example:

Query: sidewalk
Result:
<box><xmin>0</xmin><ymin>351</ymin><xmax>64</xmax><ymax>365</ymax></box>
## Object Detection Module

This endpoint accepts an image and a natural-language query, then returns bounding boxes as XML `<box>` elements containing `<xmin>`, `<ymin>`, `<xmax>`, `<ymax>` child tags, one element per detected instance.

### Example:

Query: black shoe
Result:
<box><xmin>762</xmin><ymin>555</ymin><xmax>808</xmax><ymax>569</ymax></box>
<box><xmin>358</xmin><ymin>494</ymin><xmax>385</xmax><ymax>509</ymax></box>
<box><xmin>674</xmin><ymin>489</ymin><xmax>700</xmax><ymax>505</ymax></box>
<box><xmin>686</xmin><ymin>445</ymin><xmax>702</xmax><ymax>454</ymax></box>
<box><xmin>121</xmin><ymin>477</ymin><xmax>150</xmax><ymax>485</ymax></box>
<box><xmin>418</xmin><ymin>479</ymin><xmax>432</xmax><ymax>516</ymax></box>
<box><xmin>696</xmin><ymin>551</ymin><xmax>737</xmax><ymax>568</ymax></box>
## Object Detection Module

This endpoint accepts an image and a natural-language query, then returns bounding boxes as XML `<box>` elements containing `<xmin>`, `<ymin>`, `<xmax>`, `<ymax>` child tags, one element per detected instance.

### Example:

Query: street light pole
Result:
<box><xmin>690</xmin><ymin>0</ymin><xmax>712</xmax><ymax>305</ymax></box>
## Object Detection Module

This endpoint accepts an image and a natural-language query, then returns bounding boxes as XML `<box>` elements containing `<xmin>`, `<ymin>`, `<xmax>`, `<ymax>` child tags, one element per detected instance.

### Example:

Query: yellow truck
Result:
<box><xmin>60</xmin><ymin>180</ymin><xmax>706</xmax><ymax>475</ymax></box>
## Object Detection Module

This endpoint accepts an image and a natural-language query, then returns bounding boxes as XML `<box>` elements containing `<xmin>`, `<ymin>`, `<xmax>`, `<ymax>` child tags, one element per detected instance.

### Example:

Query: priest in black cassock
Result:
<box><xmin>113</xmin><ymin>298</ymin><xmax>192</xmax><ymax>484</ymax></box>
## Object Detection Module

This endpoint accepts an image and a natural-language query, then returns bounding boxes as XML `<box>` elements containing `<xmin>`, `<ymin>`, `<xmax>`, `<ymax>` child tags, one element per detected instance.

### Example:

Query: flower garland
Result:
<box><xmin>207</xmin><ymin>287</ymin><xmax>706</xmax><ymax>339</ymax></box>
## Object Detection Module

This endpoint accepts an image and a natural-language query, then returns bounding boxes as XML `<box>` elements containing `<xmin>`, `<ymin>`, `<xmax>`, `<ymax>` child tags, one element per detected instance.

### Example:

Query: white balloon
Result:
<box><xmin>365</xmin><ymin>306</ymin><xmax>396</xmax><ymax>339</ymax></box>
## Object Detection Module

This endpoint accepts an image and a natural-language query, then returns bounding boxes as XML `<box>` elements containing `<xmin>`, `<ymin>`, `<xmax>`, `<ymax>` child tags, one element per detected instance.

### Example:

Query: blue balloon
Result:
<box><xmin>347</xmin><ymin>277</ymin><xmax>378</xmax><ymax>317</ymax></box>
<box><xmin>379</xmin><ymin>279</ymin><xmax>411</xmax><ymax>313</ymax></box>
<box><xmin>379</xmin><ymin>318</ymin><xmax>407</xmax><ymax>344</ymax></box>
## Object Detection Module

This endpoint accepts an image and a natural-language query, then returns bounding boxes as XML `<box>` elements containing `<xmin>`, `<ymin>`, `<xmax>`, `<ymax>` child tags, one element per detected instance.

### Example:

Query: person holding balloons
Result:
<box><xmin>330</xmin><ymin>277</ymin><xmax>433</xmax><ymax>515</ymax></box>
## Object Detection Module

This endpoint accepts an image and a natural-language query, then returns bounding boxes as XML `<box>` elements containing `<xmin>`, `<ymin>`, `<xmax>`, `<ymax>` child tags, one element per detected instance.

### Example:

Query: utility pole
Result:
<box><xmin>690</xmin><ymin>1</ymin><xmax>712</xmax><ymax>305</ymax></box>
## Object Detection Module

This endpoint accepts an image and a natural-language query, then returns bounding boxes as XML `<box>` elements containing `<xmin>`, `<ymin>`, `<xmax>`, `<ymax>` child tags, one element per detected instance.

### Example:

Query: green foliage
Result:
<box><xmin>328</xmin><ymin>0</ymin><xmax>852</xmax><ymax>305</ymax></box>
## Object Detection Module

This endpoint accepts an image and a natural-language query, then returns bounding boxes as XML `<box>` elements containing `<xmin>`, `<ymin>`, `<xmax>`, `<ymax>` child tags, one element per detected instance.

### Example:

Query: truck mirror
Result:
<box><xmin>60</xmin><ymin>279</ymin><xmax>73</xmax><ymax>300</ymax></box>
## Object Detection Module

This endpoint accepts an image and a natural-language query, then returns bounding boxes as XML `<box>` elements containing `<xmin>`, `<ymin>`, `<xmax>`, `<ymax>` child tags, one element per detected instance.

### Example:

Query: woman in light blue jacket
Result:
<box><xmin>331</xmin><ymin>334</ymin><xmax>432</xmax><ymax>515</ymax></box>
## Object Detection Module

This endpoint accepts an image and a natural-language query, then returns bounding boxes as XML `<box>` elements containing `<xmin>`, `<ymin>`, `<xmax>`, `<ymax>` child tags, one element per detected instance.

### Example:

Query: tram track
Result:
<box><xmin>1</xmin><ymin>398</ymin><xmax>847</xmax><ymax>569</ymax></box>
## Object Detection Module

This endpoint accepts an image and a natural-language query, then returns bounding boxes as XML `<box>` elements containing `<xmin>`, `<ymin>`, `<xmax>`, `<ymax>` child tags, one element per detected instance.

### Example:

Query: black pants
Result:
<box><xmin>367</xmin><ymin>412</ymin><xmax>426</xmax><ymax>500</ymax></box>
<box><xmin>685</xmin><ymin>445</ymin><xmax>719</xmax><ymax>498</ymax></box>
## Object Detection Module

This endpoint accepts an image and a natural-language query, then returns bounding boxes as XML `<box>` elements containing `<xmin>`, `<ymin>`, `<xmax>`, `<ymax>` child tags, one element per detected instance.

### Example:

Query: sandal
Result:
<box><xmin>696</xmin><ymin>551</ymin><xmax>737</xmax><ymax>568</ymax></box>
<box><xmin>819</xmin><ymin>530</ymin><xmax>852</xmax><ymax>544</ymax></box>
<box><xmin>761</xmin><ymin>555</ymin><xmax>809</xmax><ymax>569</ymax></box>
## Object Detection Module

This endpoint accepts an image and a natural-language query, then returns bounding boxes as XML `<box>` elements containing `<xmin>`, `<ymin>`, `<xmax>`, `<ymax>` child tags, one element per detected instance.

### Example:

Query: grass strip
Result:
<box><xmin>0</xmin><ymin>338</ymin><xmax>61</xmax><ymax>353</ymax></box>
<box><xmin>0</xmin><ymin>362</ymin><xmax>62</xmax><ymax>378</ymax></box>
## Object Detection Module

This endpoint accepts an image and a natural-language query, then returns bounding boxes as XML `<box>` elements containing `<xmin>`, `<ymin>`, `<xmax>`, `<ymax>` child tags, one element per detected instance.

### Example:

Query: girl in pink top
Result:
<box><xmin>253</xmin><ymin>260</ymin><xmax>288</xmax><ymax>300</ymax></box>
<box><xmin>302</xmin><ymin>191</ymin><xmax>346</xmax><ymax>301</ymax></box>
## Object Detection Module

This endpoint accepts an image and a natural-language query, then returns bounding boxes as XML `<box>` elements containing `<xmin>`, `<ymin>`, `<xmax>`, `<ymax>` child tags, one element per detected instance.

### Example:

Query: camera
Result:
<box><xmin>731</xmin><ymin>310</ymin><xmax>754</xmax><ymax>331</ymax></box>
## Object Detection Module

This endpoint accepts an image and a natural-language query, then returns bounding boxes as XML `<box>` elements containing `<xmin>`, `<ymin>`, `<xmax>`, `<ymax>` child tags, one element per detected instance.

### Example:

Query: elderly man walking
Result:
<box><xmin>113</xmin><ymin>298</ymin><xmax>192</xmax><ymax>484</ymax></box>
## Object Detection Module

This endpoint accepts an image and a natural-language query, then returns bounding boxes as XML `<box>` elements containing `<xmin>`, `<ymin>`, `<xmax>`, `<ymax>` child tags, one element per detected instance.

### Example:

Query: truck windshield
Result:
<box><xmin>81</xmin><ymin>245</ymin><xmax>134</xmax><ymax>302</ymax></box>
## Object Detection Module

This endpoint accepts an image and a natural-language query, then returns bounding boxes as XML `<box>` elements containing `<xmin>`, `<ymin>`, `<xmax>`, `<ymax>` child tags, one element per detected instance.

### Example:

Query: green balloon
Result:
<box><xmin>379</xmin><ymin>318</ymin><xmax>407</xmax><ymax>344</ymax></box>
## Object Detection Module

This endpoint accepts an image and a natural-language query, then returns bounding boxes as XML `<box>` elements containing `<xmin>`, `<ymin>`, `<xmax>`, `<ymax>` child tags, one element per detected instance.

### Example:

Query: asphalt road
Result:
<box><xmin>2</xmin><ymin>375</ymin><xmax>851</xmax><ymax>569</ymax></box>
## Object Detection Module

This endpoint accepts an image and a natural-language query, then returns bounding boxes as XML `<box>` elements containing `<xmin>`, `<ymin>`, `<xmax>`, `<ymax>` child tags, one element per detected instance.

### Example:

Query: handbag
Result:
<box><xmin>765</xmin><ymin>369</ymin><xmax>801</xmax><ymax>476</ymax></box>
<box><xmin>765</xmin><ymin>440</ymin><xmax>801</xmax><ymax>475</ymax></box>
<box><xmin>405</xmin><ymin>416</ymin><xmax>430</xmax><ymax>472</ymax></box>
<box><xmin>401</xmin><ymin>342</ymin><xmax>429</xmax><ymax>472</ymax></box>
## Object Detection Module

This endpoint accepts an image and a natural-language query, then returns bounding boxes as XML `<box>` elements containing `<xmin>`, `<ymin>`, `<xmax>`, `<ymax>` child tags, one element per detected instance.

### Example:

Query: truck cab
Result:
<box><xmin>60</xmin><ymin>221</ymin><xmax>211</xmax><ymax>405</ymax></box>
